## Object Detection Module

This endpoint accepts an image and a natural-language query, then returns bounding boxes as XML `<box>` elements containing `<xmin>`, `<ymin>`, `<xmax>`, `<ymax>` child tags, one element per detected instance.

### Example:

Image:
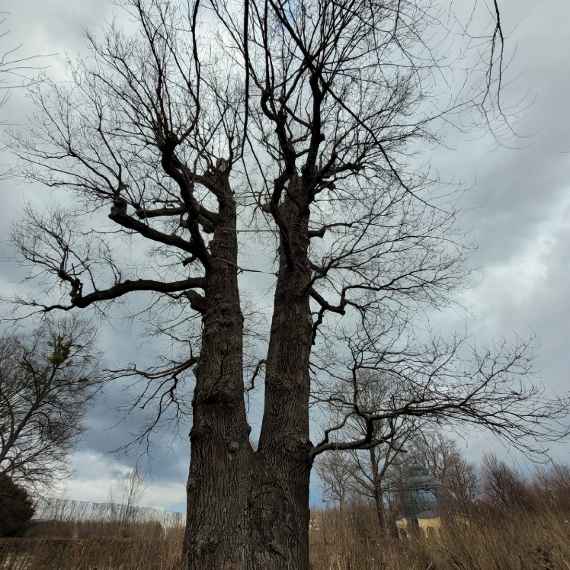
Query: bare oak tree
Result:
<box><xmin>8</xmin><ymin>1</ymin><xmax>567</xmax><ymax>568</ymax></box>
<box><xmin>0</xmin><ymin>317</ymin><xmax>98</xmax><ymax>487</ymax></box>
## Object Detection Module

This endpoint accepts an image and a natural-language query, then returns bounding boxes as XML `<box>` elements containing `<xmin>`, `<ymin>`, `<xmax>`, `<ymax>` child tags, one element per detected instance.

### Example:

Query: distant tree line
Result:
<box><xmin>317</xmin><ymin>428</ymin><xmax>570</xmax><ymax>534</ymax></box>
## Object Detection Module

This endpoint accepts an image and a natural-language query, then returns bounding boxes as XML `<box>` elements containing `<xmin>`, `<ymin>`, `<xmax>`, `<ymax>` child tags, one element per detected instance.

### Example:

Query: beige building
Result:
<box><xmin>396</xmin><ymin>510</ymin><xmax>442</xmax><ymax>539</ymax></box>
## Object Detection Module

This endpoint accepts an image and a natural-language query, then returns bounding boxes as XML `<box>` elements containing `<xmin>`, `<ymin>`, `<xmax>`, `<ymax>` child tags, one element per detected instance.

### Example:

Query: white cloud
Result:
<box><xmin>54</xmin><ymin>451</ymin><xmax>186</xmax><ymax>512</ymax></box>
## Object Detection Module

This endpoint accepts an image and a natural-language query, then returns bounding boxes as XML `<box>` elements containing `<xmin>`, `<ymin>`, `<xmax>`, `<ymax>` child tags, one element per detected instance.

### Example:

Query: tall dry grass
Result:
<box><xmin>310</xmin><ymin>505</ymin><xmax>570</xmax><ymax>570</ymax></box>
<box><xmin>0</xmin><ymin>499</ymin><xmax>184</xmax><ymax>570</ymax></box>
<box><xmin>0</xmin><ymin>534</ymin><xmax>183</xmax><ymax>570</ymax></box>
<box><xmin>2</xmin><ymin>481</ymin><xmax>570</xmax><ymax>569</ymax></box>
<box><xmin>308</xmin><ymin>456</ymin><xmax>570</xmax><ymax>569</ymax></box>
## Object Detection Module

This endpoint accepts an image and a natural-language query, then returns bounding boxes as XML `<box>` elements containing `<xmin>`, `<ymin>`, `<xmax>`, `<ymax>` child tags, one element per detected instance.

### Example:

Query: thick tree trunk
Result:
<box><xmin>253</xmin><ymin>179</ymin><xmax>314</xmax><ymax>569</ymax></box>
<box><xmin>185</xmin><ymin>190</ymin><xmax>254</xmax><ymax>570</ymax></box>
<box><xmin>184</xmin><ymin>177</ymin><xmax>314</xmax><ymax>570</ymax></box>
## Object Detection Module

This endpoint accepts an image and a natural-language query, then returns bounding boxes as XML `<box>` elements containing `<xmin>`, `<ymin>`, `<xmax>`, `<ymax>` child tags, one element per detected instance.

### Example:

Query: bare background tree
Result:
<box><xmin>315</xmin><ymin>451</ymin><xmax>354</xmax><ymax>512</ymax></box>
<box><xmin>0</xmin><ymin>317</ymin><xmax>98</xmax><ymax>487</ymax></box>
<box><xmin>480</xmin><ymin>453</ymin><xmax>532</xmax><ymax>510</ymax></box>
<box><xmin>5</xmin><ymin>0</ymin><xmax>568</xmax><ymax>568</ymax></box>
<box><xmin>410</xmin><ymin>431</ymin><xmax>479</xmax><ymax>512</ymax></box>
<box><xmin>317</xmin><ymin>423</ymin><xmax>478</xmax><ymax>532</ymax></box>
<box><xmin>316</xmin><ymin>372</ymin><xmax>421</xmax><ymax>530</ymax></box>
<box><xmin>108</xmin><ymin>467</ymin><xmax>146</xmax><ymax>527</ymax></box>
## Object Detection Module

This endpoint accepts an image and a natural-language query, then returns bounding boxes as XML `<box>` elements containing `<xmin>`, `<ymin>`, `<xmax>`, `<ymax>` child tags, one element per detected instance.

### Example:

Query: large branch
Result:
<box><xmin>21</xmin><ymin>277</ymin><xmax>206</xmax><ymax>315</ymax></box>
<box><xmin>71</xmin><ymin>277</ymin><xmax>206</xmax><ymax>308</ymax></box>
<box><xmin>109</xmin><ymin>200</ymin><xmax>209</xmax><ymax>264</ymax></box>
<box><xmin>135</xmin><ymin>206</ymin><xmax>186</xmax><ymax>219</ymax></box>
<box><xmin>312</xmin><ymin>378</ymin><xmax>570</xmax><ymax>459</ymax></box>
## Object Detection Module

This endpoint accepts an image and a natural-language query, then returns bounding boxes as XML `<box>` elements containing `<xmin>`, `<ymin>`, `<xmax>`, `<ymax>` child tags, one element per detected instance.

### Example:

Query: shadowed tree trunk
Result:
<box><xmin>253</xmin><ymin>180</ymin><xmax>313</xmax><ymax>568</ymax></box>
<box><xmin>188</xmin><ymin>176</ymin><xmax>315</xmax><ymax>569</ymax></box>
<box><xmin>184</xmin><ymin>184</ymin><xmax>256</xmax><ymax>568</ymax></box>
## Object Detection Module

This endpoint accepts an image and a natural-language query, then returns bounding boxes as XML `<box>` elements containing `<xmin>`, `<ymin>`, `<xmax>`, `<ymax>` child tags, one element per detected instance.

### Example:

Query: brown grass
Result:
<box><xmin>0</xmin><ymin>501</ymin><xmax>184</xmax><ymax>570</ymax></box>
<box><xmin>310</xmin><ymin>506</ymin><xmax>570</xmax><ymax>570</ymax></box>
<box><xmin>2</xmin><ymin>500</ymin><xmax>570</xmax><ymax>568</ymax></box>
<box><xmin>0</xmin><ymin>535</ymin><xmax>183</xmax><ymax>570</ymax></box>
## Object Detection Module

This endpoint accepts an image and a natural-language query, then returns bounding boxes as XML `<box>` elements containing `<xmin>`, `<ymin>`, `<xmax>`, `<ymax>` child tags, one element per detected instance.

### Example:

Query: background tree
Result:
<box><xmin>410</xmin><ymin>431</ymin><xmax>478</xmax><ymax>512</ymax></box>
<box><xmin>0</xmin><ymin>317</ymin><xmax>98</xmax><ymax>487</ymax></box>
<box><xmin>318</xmin><ymin>372</ymin><xmax>421</xmax><ymax>531</ymax></box>
<box><xmin>533</xmin><ymin>463</ymin><xmax>570</xmax><ymax>512</ymax></box>
<box><xmin>315</xmin><ymin>452</ymin><xmax>354</xmax><ymax>512</ymax></box>
<box><xmin>118</xmin><ymin>468</ymin><xmax>146</xmax><ymax>527</ymax></box>
<box><xmin>7</xmin><ymin>1</ymin><xmax>567</xmax><ymax>569</ymax></box>
<box><xmin>481</xmin><ymin>453</ymin><xmax>532</xmax><ymax>511</ymax></box>
<box><xmin>0</xmin><ymin>473</ymin><xmax>34</xmax><ymax>537</ymax></box>
<box><xmin>345</xmin><ymin>425</ymin><xmax>419</xmax><ymax>531</ymax></box>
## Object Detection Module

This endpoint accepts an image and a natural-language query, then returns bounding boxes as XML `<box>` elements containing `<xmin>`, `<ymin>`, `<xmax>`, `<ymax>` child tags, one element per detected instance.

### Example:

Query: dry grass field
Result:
<box><xmin>0</xmin><ymin>500</ymin><xmax>185</xmax><ymax>570</ymax></box>
<box><xmin>310</xmin><ymin>507</ymin><xmax>570</xmax><ymax>570</ymax></box>
<box><xmin>2</xmin><ymin>500</ymin><xmax>570</xmax><ymax>569</ymax></box>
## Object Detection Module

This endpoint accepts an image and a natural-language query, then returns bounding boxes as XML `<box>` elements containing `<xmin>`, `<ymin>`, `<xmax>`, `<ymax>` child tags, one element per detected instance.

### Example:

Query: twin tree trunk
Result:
<box><xmin>185</xmin><ymin>176</ymin><xmax>313</xmax><ymax>569</ymax></box>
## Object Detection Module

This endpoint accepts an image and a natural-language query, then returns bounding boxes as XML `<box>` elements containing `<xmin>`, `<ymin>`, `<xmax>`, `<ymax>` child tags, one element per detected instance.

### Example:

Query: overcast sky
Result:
<box><xmin>0</xmin><ymin>0</ymin><xmax>569</xmax><ymax>512</ymax></box>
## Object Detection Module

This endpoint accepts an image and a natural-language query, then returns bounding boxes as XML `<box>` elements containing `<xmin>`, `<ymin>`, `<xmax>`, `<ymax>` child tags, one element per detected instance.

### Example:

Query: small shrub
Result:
<box><xmin>0</xmin><ymin>474</ymin><xmax>35</xmax><ymax>536</ymax></box>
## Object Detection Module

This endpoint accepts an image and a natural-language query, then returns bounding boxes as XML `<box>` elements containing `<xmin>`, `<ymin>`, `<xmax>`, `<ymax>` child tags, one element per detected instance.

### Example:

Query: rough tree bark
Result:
<box><xmin>184</xmin><ymin>175</ymin><xmax>255</xmax><ymax>568</ymax></box>
<box><xmin>253</xmin><ymin>179</ymin><xmax>313</xmax><ymax>569</ymax></box>
<box><xmin>187</xmin><ymin>175</ymin><xmax>314</xmax><ymax>569</ymax></box>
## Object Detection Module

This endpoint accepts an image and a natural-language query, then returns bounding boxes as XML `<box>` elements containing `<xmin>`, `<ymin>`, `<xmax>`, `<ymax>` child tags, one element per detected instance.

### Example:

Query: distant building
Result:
<box><xmin>394</xmin><ymin>463</ymin><xmax>441</xmax><ymax>539</ymax></box>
